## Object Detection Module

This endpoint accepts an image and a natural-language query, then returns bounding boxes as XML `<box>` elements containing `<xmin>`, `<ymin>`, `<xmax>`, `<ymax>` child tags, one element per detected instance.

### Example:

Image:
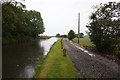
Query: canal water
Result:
<box><xmin>2</xmin><ymin>37</ymin><xmax>59</xmax><ymax>78</ymax></box>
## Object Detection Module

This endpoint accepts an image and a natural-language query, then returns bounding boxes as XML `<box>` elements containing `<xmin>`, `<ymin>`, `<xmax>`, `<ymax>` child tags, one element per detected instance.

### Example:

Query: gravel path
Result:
<box><xmin>63</xmin><ymin>38</ymin><xmax>119</xmax><ymax>78</ymax></box>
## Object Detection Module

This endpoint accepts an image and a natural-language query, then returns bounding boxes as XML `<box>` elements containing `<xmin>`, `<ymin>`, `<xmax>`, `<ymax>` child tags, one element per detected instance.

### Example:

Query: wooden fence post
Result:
<box><xmin>61</xmin><ymin>38</ymin><xmax>63</xmax><ymax>49</ymax></box>
<box><xmin>63</xmin><ymin>48</ymin><xmax>66</xmax><ymax>56</ymax></box>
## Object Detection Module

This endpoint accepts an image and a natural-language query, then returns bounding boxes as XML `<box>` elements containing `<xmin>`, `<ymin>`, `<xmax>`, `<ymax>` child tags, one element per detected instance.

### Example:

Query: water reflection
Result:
<box><xmin>19</xmin><ymin>66</ymin><xmax>34</xmax><ymax>78</ymax></box>
<box><xmin>2</xmin><ymin>37</ymin><xmax>58</xmax><ymax>78</ymax></box>
<box><xmin>40</xmin><ymin>37</ymin><xmax>59</xmax><ymax>55</ymax></box>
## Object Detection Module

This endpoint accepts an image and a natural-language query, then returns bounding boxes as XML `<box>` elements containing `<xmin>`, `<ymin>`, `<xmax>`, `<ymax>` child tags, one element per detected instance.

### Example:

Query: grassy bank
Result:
<box><xmin>33</xmin><ymin>39</ymin><xmax>77</xmax><ymax>78</ymax></box>
<box><xmin>39</xmin><ymin>36</ymin><xmax>51</xmax><ymax>39</ymax></box>
<box><xmin>72</xmin><ymin>37</ymin><xmax>95</xmax><ymax>48</ymax></box>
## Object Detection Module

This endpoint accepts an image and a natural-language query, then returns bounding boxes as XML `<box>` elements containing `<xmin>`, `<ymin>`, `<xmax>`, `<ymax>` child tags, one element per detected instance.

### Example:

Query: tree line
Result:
<box><xmin>2</xmin><ymin>0</ymin><xmax>45</xmax><ymax>45</ymax></box>
<box><xmin>56</xmin><ymin>31</ymin><xmax>84</xmax><ymax>39</ymax></box>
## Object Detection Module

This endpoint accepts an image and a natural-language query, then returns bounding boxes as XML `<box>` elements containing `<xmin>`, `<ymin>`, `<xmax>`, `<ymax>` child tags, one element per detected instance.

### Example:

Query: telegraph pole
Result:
<box><xmin>78</xmin><ymin>13</ymin><xmax>80</xmax><ymax>44</ymax></box>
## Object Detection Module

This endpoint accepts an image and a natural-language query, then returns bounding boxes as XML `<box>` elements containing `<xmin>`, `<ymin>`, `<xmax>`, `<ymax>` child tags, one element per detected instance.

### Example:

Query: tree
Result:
<box><xmin>28</xmin><ymin>10</ymin><xmax>44</xmax><ymax>39</ymax></box>
<box><xmin>86</xmin><ymin>2</ymin><xmax>120</xmax><ymax>56</ymax></box>
<box><xmin>56</xmin><ymin>33</ymin><xmax>60</xmax><ymax>37</ymax></box>
<box><xmin>2</xmin><ymin>0</ymin><xmax>45</xmax><ymax>44</ymax></box>
<box><xmin>68</xmin><ymin>30</ymin><xmax>75</xmax><ymax>40</ymax></box>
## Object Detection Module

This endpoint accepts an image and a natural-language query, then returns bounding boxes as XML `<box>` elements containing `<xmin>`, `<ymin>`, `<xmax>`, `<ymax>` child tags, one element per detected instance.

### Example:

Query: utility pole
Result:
<box><xmin>78</xmin><ymin>13</ymin><xmax>80</xmax><ymax>44</ymax></box>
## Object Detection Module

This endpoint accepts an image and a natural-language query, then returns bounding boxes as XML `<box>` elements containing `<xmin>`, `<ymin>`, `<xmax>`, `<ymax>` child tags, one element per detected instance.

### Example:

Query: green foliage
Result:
<box><xmin>2</xmin><ymin>0</ymin><xmax>45</xmax><ymax>44</ymax></box>
<box><xmin>56</xmin><ymin>33</ymin><xmax>67</xmax><ymax>38</ymax></box>
<box><xmin>86</xmin><ymin>2</ymin><xmax>120</xmax><ymax>56</ymax></box>
<box><xmin>28</xmin><ymin>10</ymin><xmax>44</xmax><ymax>39</ymax></box>
<box><xmin>56</xmin><ymin>33</ymin><xmax>60</xmax><ymax>37</ymax></box>
<box><xmin>68</xmin><ymin>30</ymin><xmax>75</xmax><ymax>40</ymax></box>
<box><xmin>60</xmin><ymin>34</ymin><xmax>67</xmax><ymax>38</ymax></box>
<box><xmin>79</xmin><ymin>33</ymin><xmax>84</xmax><ymax>38</ymax></box>
<box><xmin>75</xmin><ymin>33</ymin><xmax>84</xmax><ymax>38</ymax></box>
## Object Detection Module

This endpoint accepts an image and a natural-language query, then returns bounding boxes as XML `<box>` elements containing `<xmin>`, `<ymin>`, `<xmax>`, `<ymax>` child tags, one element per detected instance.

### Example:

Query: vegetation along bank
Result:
<box><xmin>2</xmin><ymin>0</ymin><xmax>45</xmax><ymax>45</ymax></box>
<box><xmin>33</xmin><ymin>39</ymin><xmax>78</xmax><ymax>78</ymax></box>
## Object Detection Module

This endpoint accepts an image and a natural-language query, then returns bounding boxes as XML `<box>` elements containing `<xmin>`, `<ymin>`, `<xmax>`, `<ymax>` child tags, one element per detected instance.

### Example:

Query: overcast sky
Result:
<box><xmin>23</xmin><ymin>0</ymin><xmax>119</xmax><ymax>36</ymax></box>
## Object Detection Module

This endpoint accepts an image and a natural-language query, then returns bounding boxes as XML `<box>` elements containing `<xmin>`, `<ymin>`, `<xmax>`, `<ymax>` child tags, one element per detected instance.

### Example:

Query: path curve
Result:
<box><xmin>63</xmin><ymin>38</ymin><xmax>119</xmax><ymax>78</ymax></box>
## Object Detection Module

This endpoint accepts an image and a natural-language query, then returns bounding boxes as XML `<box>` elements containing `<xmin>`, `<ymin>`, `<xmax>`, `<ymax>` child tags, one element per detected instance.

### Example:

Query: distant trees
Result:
<box><xmin>60</xmin><ymin>35</ymin><xmax>67</xmax><ymax>38</ymax></box>
<box><xmin>56</xmin><ymin>33</ymin><xmax>60</xmax><ymax>37</ymax></box>
<box><xmin>2</xmin><ymin>0</ymin><xmax>45</xmax><ymax>44</ymax></box>
<box><xmin>75</xmin><ymin>33</ymin><xmax>84</xmax><ymax>38</ymax></box>
<box><xmin>56</xmin><ymin>33</ymin><xmax>67</xmax><ymax>38</ymax></box>
<box><xmin>86</xmin><ymin>2</ymin><xmax>120</xmax><ymax>57</ymax></box>
<box><xmin>68</xmin><ymin>30</ymin><xmax>75</xmax><ymax>40</ymax></box>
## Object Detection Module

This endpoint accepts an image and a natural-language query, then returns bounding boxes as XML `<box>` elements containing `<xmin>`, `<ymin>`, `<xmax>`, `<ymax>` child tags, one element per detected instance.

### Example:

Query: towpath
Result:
<box><xmin>63</xmin><ymin>38</ymin><xmax>119</xmax><ymax>78</ymax></box>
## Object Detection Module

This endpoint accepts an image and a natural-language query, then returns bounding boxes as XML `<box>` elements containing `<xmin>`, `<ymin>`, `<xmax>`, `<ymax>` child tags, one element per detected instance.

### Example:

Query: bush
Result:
<box><xmin>86</xmin><ymin>2</ymin><xmax>120</xmax><ymax>56</ymax></box>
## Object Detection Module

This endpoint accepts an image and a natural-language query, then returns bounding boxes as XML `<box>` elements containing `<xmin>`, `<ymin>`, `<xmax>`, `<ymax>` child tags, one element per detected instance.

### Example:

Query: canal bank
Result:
<box><xmin>33</xmin><ymin>39</ymin><xmax>77</xmax><ymax>78</ymax></box>
<box><xmin>3</xmin><ymin>37</ymin><xmax>58</xmax><ymax>78</ymax></box>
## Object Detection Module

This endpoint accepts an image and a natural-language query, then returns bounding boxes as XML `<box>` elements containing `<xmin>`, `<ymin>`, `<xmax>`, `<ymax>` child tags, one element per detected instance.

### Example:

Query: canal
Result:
<box><xmin>2</xmin><ymin>37</ymin><xmax>59</xmax><ymax>78</ymax></box>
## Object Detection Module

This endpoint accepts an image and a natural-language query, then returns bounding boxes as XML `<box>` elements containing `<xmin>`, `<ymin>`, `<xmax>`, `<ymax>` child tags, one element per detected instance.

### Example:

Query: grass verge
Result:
<box><xmin>72</xmin><ymin>37</ymin><xmax>95</xmax><ymax>48</ymax></box>
<box><xmin>33</xmin><ymin>39</ymin><xmax>77</xmax><ymax>78</ymax></box>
